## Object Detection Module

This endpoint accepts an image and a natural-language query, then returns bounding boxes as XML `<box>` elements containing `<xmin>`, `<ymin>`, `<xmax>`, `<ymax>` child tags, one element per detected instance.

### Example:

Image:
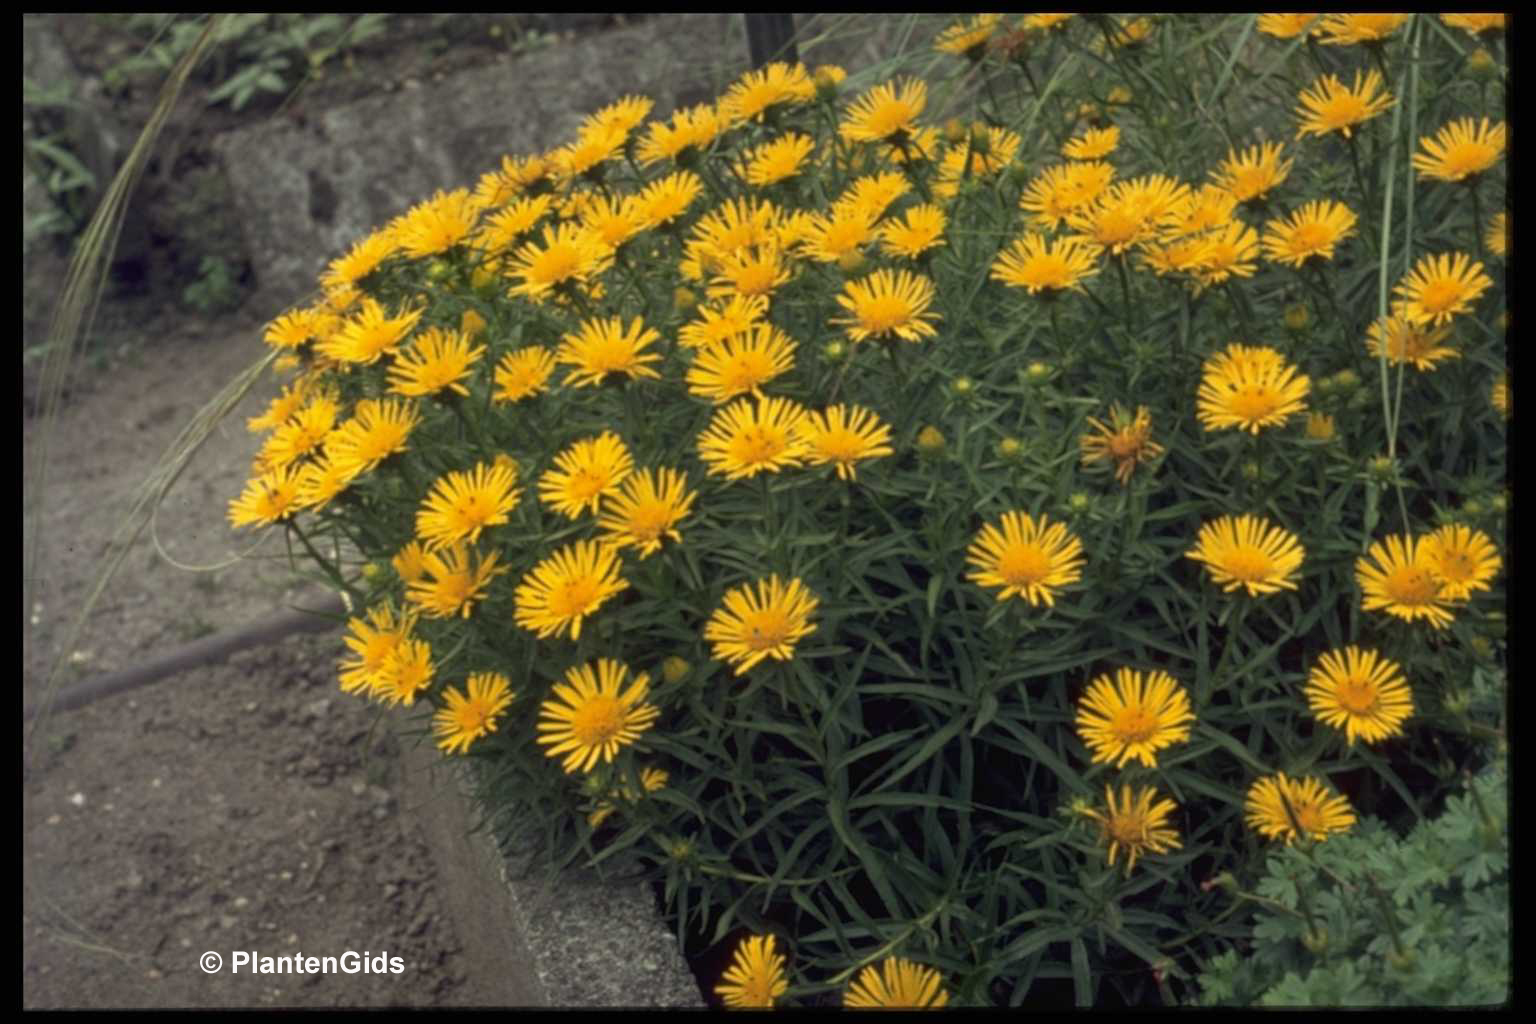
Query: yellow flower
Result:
<box><xmin>538</xmin><ymin>432</ymin><xmax>636</xmax><ymax>520</ymax></box>
<box><xmin>991</xmin><ymin>233</ymin><xmax>1100</xmax><ymax>295</ymax></box>
<box><xmin>714</xmin><ymin>935</ymin><xmax>790</xmax><ymax>1009</ymax></box>
<box><xmin>797</xmin><ymin>205</ymin><xmax>879</xmax><ymax>264</ymax></box>
<box><xmin>513</xmin><ymin>540</ymin><xmax>629</xmax><ymax>640</ymax></box>
<box><xmin>322</xmin><ymin>298</ymin><xmax>424</xmax><ymax>365</ymax></box>
<box><xmin>375</xmin><ymin>636</ymin><xmax>436</xmax><ymax>706</ymax></box>
<box><xmin>935</xmin><ymin>13</ymin><xmax>1002</xmax><ymax>58</ymax></box>
<box><xmin>263</xmin><ymin>307</ymin><xmax>335</xmax><ymax>351</ymax></box>
<box><xmin>844</xmin><ymin>958</ymin><xmax>949</xmax><ymax>1008</ymax></box>
<box><xmin>686</xmin><ymin>198</ymin><xmax>782</xmax><ymax>276</ymax></box>
<box><xmin>1261</xmin><ymin>199</ymin><xmax>1357</xmax><ymax>267</ymax></box>
<box><xmin>1294</xmin><ymin>70</ymin><xmax>1394</xmax><ymax>140</ymax></box>
<box><xmin>833</xmin><ymin>269</ymin><xmax>940</xmax><ymax>343</ymax></box>
<box><xmin>1065</xmin><ymin>174</ymin><xmax>1191</xmax><ymax>256</ymax></box>
<box><xmin>1392</xmin><ymin>251</ymin><xmax>1493</xmax><ymax>326</ymax></box>
<box><xmin>1305</xmin><ymin>412</ymin><xmax>1336</xmax><ymax>441</ymax></box>
<box><xmin>536</xmin><ymin>659</ymin><xmax>659</xmax><ymax>774</ymax></box>
<box><xmin>256</xmin><ymin>394</ymin><xmax>338</xmax><ymax>471</ymax></box>
<box><xmin>841</xmin><ymin>78</ymin><xmax>927</xmax><ymax>144</ymax></box>
<box><xmin>1419</xmin><ymin>524</ymin><xmax>1501</xmax><ymax>601</ymax></box>
<box><xmin>1412</xmin><ymin>117</ymin><xmax>1506</xmax><ymax>183</ymax></box>
<box><xmin>686</xmin><ymin>322</ymin><xmax>797</xmax><ymax>404</ymax></box>
<box><xmin>434</xmin><ymin>672</ymin><xmax>516</xmax><ymax>755</ymax></box>
<box><xmin>322</xmin><ymin>229</ymin><xmax>398</xmax><ymax>291</ymax></box>
<box><xmin>1080</xmin><ymin>784</ymin><xmax>1182</xmax><ymax>876</ymax></box>
<box><xmin>581</xmin><ymin>93</ymin><xmax>654</xmax><ymax>138</ymax></box>
<box><xmin>1211</xmin><ymin>141</ymin><xmax>1294</xmax><ymax>203</ymax></box>
<box><xmin>697</xmin><ymin>396</ymin><xmax>810</xmax><ymax>481</ymax></box>
<box><xmin>838</xmin><ymin>172</ymin><xmax>911</xmax><ymax>223</ymax></box>
<box><xmin>575</xmin><ymin>193</ymin><xmax>646</xmax><ymax>249</ymax></box>
<box><xmin>597</xmin><ymin>467</ymin><xmax>697</xmax><ymax>558</ymax></box>
<box><xmin>338</xmin><ymin>604</ymin><xmax>416</xmax><ymax>696</ymax></box>
<box><xmin>1355</xmin><ymin>533</ymin><xmax>1455</xmax><ymax>629</ymax></box>
<box><xmin>1062</xmin><ymin>125</ymin><xmax>1119</xmax><ymax>160</ymax></box>
<box><xmin>505</xmin><ymin>222</ymin><xmax>613</xmax><ymax>302</ymax></box>
<box><xmin>705</xmin><ymin>574</ymin><xmax>820</xmax><ymax>676</ymax></box>
<box><xmin>471</xmin><ymin>153</ymin><xmax>550</xmax><ymax>209</ymax></box>
<box><xmin>1491</xmin><ymin>371</ymin><xmax>1510</xmax><ymax>419</ymax></box>
<box><xmin>404</xmin><ymin>543</ymin><xmax>504</xmax><ymax>619</ymax></box>
<box><xmin>743</xmin><ymin>132</ymin><xmax>816</xmax><ymax>187</ymax></box>
<box><xmin>327</xmin><ymin>398</ymin><xmax>421</xmax><ymax>478</ymax></box>
<box><xmin>1305</xmin><ymin>647</ymin><xmax>1414</xmax><ymax>746</ymax></box>
<box><xmin>1019</xmin><ymin>161</ymin><xmax>1116</xmax><ymax>232</ymax></box>
<box><xmin>1080</xmin><ymin>404</ymin><xmax>1163</xmax><ymax>485</ymax></box>
<box><xmin>722</xmin><ymin>61</ymin><xmax>815</xmax><ymax>124</ymax></box>
<box><xmin>1256</xmin><ymin>13</ymin><xmax>1322</xmax><ymax>39</ymax></box>
<box><xmin>548</xmin><ymin>122</ymin><xmax>627</xmax><ymax>184</ymax></box>
<box><xmin>246</xmin><ymin>380</ymin><xmax>313</xmax><ymax>433</ymax></box>
<box><xmin>1197</xmin><ymin>343</ymin><xmax>1310</xmax><ymax>434</ymax></box>
<box><xmin>1245</xmin><ymin>773</ymin><xmax>1356</xmax><ymax>844</ymax></box>
<box><xmin>392</xmin><ymin>540</ymin><xmax>429</xmax><ymax>584</ymax></box>
<box><xmin>1365</xmin><ymin>313</ymin><xmax>1458</xmax><ymax>371</ymax></box>
<box><xmin>798</xmin><ymin>404</ymin><xmax>894</xmax><ymax>482</ymax></box>
<box><xmin>587</xmin><ymin>764</ymin><xmax>670</xmax><ymax>828</ymax></box>
<box><xmin>492</xmin><ymin>346</ymin><xmax>558</xmax><ymax>403</ymax></box>
<box><xmin>1317</xmin><ymin>13</ymin><xmax>1410</xmax><ymax>46</ymax></box>
<box><xmin>933</xmin><ymin>125</ymin><xmax>1021</xmax><ymax>199</ymax></box>
<box><xmin>387</xmin><ymin>326</ymin><xmax>486</xmax><ymax>398</ymax></box>
<box><xmin>393</xmin><ymin>188</ymin><xmax>480</xmax><ymax>260</ymax></box>
<box><xmin>708</xmin><ymin>242</ymin><xmax>793</xmax><ymax>301</ymax></box>
<box><xmin>879</xmin><ymin>204</ymin><xmax>947</xmax><ymax>259</ymax></box>
<box><xmin>1486</xmin><ymin>212</ymin><xmax>1508</xmax><ymax>260</ymax></box>
<box><xmin>557</xmin><ymin>316</ymin><xmax>664</xmax><ymax>388</ymax></box>
<box><xmin>966</xmin><ymin>511</ymin><xmax>1085</xmax><ymax>608</ymax></box>
<box><xmin>678</xmin><ymin>294</ymin><xmax>770</xmax><ymax>351</ymax></box>
<box><xmin>1194</xmin><ymin>220</ymin><xmax>1262</xmax><ymax>289</ymax></box>
<box><xmin>294</xmin><ymin>451</ymin><xmax>360</xmax><ymax>512</ymax></box>
<box><xmin>416</xmin><ymin>461</ymin><xmax>522</xmax><ymax>550</ymax></box>
<box><xmin>634</xmin><ymin>170</ymin><xmax>703</xmax><ymax>230</ymax></box>
<box><xmin>1075</xmin><ymin>668</ymin><xmax>1195</xmax><ymax>769</ymax></box>
<box><xmin>228</xmin><ymin>464</ymin><xmax>304</xmax><ymax>529</ymax></box>
<box><xmin>1441</xmin><ymin>13</ymin><xmax>1505</xmax><ymax>36</ymax></box>
<box><xmin>637</xmin><ymin>102</ymin><xmax>727</xmax><ymax>166</ymax></box>
<box><xmin>1187</xmin><ymin>515</ymin><xmax>1305</xmax><ymax>597</ymax></box>
<box><xmin>1024</xmin><ymin>13</ymin><xmax>1073</xmax><ymax>32</ymax></box>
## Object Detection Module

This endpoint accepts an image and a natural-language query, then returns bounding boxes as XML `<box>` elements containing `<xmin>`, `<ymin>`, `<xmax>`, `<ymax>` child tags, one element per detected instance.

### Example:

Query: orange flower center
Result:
<box><xmin>731</xmin><ymin>427</ymin><xmax>788</xmax><ymax>467</ymax></box>
<box><xmin>1418</xmin><ymin>279</ymin><xmax>1463</xmax><ymax>314</ymax></box>
<box><xmin>1335</xmin><ymin>677</ymin><xmax>1380</xmax><ymax>715</ymax></box>
<box><xmin>999</xmin><ymin>545</ymin><xmax>1051</xmax><ymax>585</ymax></box>
<box><xmin>1222</xmin><ymin>545</ymin><xmax>1275</xmax><ymax>581</ymax></box>
<box><xmin>744</xmin><ymin>612</ymin><xmax>791</xmax><ymax>652</ymax></box>
<box><xmin>1229</xmin><ymin>386</ymin><xmax>1282</xmax><ymax>422</ymax></box>
<box><xmin>552</xmin><ymin>577</ymin><xmax>601</xmax><ymax>617</ymax></box>
<box><xmin>1385</xmin><ymin>564</ymin><xmax>1440</xmax><ymax>605</ymax></box>
<box><xmin>1290</xmin><ymin>223</ymin><xmax>1332</xmax><ymax>253</ymax></box>
<box><xmin>1112</xmin><ymin>707</ymin><xmax>1159</xmax><ymax>745</ymax></box>
<box><xmin>570</xmin><ymin>696</ymin><xmax>623</xmax><ymax>746</ymax></box>
<box><xmin>857</xmin><ymin>295</ymin><xmax>914</xmax><ymax>333</ymax></box>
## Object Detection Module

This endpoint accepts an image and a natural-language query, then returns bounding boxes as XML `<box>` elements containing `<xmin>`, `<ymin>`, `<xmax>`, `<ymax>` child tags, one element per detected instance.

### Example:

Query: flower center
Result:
<box><xmin>1435</xmin><ymin>551</ymin><xmax>1474</xmax><ymax>583</ymax></box>
<box><xmin>859</xmin><ymin>295</ymin><xmax>913</xmax><ymax>333</ymax></box>
<box><xmin>570</xmin><ymin>696</ymin><xmax>624</xmax><ymax>746</ymax></box>
<box><xmin>535</xmin><ymin>245</ymin><xmax>581</xmax><ymax>285</ymax></box>
<box><xmin>744</xmin><ymin>612</ymin><xmax>791</xmax><ymax>652</ymax></box>
<box><xmin>553</xmin><ymin>577</ymin><xmax>601</xmax><ymax>617</ymax></box>
<box><xmin>1386</xmin><ymin>565</ymin><xmax>1440</xmax><ymax>605</ymax></box>
<box><xmin>732</xmin><ymin>427</ymin><xmax>787</xmax><ymax>467</ymax></box>
<box><xmin>1418</xmin><ymin>279</ymin><xmax>1462</xmax><ymax>314</ymax></box>
<box><xmin>1291</xmin><ymin>800</ymin><xmax>1325</xmax><ymax>834</ymax></box>
<box><xmin>1222</xmin><ymin>545</ymin><xmax>1275</xmax><ymax>581</ymax></box>
<box><xmin>999</xmin><ymin>545</ymin><xmax>1051</xmax><ymax>585</ymax></box>
<box><xmin>1229</xmin><ymin>386</ymin><xmax>1281</xmax><ymax>422</ymax></box>
<box><xmin>627</xmin><ymin>506</ymin><xmax>670</xmax><ymax>543</ymax></box>
<box><xmin>1335</xmin><ymin>677</ymin><xmax>1380</xmax><ymax>715</ymax></box>
<box><xmin>1094</xmin><ymin>209</ymin><xmax>1140</xmax><ymax>246</ymax></box>
<box><xmin>1026</xmin><ymin>257</ymin><xmax>1072</xmax><ymax>289</ymax></box>
<box><xmin>1107</xmin><ymin>814</ymin><xmax>1146</xmax><ymax>845</ymax></box>
<box><xmin>1291</xmin><ymin>223</ymin><xmax>1331</xmax><ymax>253</ymax></box>
<box><xmin>1112</xmin><ymin>707</ymin><xmax>1159</xmax><ymax>745</ymax></box>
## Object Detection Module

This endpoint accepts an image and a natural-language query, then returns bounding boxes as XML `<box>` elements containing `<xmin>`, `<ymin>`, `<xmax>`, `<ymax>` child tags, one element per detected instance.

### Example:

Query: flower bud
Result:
<box><xmin>1305</xmin><ymin>412</ymin><xmax>1336</xmax><ymax>441</ymax></box>
<box><xmin>822</xmin><ymin>339</ymin><xmax>848</xmax><ymax>363</ymax></box>
<box><xmin>950</xmin><ymin>376</ymin><xmax>975</xmax><ymax>397</ymax></box>
<box><xmin>996</xmin><ymin>436</ymin><xmax>1024</xmax><ymax>460</ymax></box>
<box><xmin>1241</xmin><ymin>460</ymin><xmax>1262</xmax><ymax>481</ymax></box>
<box><xmin>1068</xmin><ymin>492</ymin><xmax>1092</xmax><ymax>514</ymax></box>
<box><xmin>1367</xmin><ymin>454</ymin><xmax>1397</xmax><ymax>482</ymax></box>
<box><xmin>1462</xmin><ymin>499</ymin><xmax>1484</xmax><ymax>518</ymax></box>
<box><xmin>1466</xmin><ymin>47</ymin><xmax>1499</xmax><ymax>79</ymax></box>
<box><xmin>1387</xmin><ymin>948</ymin><xmax>1417</xmax><ymax>972</ymax></box>
<box><xmin>459</xmin><ymin>309</ymin><xmax>487</xmax><ymax>338</ymax></box>
<box><xmin>1106</xmin><ymin>86</ymin><xmax>1133</xmax><ymax>106</ymax></box>
<box><xmin>1283</xmin><ymin>303</ymin><xmax>1312</xmax><ymax>331</ymax></box>
<box><xmin>916</xmin><ymin>425</ymin><xmax>946</xmax><ymax>455</ymax></box>
<box><xmin>813</xmin><ymin>64</ymin><xmax>846</xmax><ymax>99</ymax></box>
<box><xmin>1301</xmin><ymin>926</ymin><xmax>1330</xmax><ymax>955</ymax></box>
<box><xmin>969</xmin><ymin>122</ymin><xmax>992</xmax><ymax>154</ymax></box>
<box><xmin>1331</xmin><ymin>369</ymin><xmax>1360</xmax><ymax>393</ymax></box>
<box><xmin>662</xmin><ymin>656</ymin><xmax>691</xmax><ymax>685</ymax></box>
<box><xmin>1024</xmin><ymin>360</ymin><xmax>1053</xmax><ymax>384</ymax></box>
<box><xmin>837</xmin><ymin>249</ymin><xmax>866</xmax><ymax>274</ymax></box>
<box><xmin>360</xmin><ymin>562</ymin><xmax>384</xmax><ymax>582</ymax></box>
<box><xmin>674</xmin><ymin>286</ymin><xmax>698</xmax><ymax>312</ymax></box>
<box><xmin>1490</xmin><ymin>491</ymin><xmax>1509</xmax><ymax>514</ymax></box>
<box><xmin>426</xmin><ymin>259</ymin><xmax>453</xmax><ymax>281</ymax></box>
<box><xmin>944</xmin><ymin>118</ymin><xmax>968</xmax><ymax>144</ymax></box>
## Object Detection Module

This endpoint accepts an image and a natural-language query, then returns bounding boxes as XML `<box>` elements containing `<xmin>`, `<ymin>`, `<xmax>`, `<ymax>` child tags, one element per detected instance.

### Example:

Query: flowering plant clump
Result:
<box><xmin>230</xmin><ymin>14</ymin><xmax>1505</xmax><ymax>1007</ymax></box>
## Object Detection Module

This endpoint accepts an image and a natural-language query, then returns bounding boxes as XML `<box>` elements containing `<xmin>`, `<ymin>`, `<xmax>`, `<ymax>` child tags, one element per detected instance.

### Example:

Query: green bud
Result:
<box><xmin>1462</xmin><ymin>499</ymin><xmax>1485</xmax><ymax>518</ymax></box>
<box><xmin>1466</xmin><ymin>47</ymin><xmax>1499</xmax><ymax>79</ymax></box>
<box><xmin>1490</xmin><ymin>492</ymin><xmax>1509</xmax><ymax>514</ymax></box>
<box><xmin>950</xmin><ymin>376</ymin><xmax>975</xmax><ymax>396</ymax></box>
<box><xmin>996</xmin><ymin>436</ymin><xmax>1024</xmax><ymax>460</ymax></box>
<box><xmin>916</xmin><ymin>425</ymin><xmax>946</xmax><ymax>455</ymax></box>
<box><xmin>1242</xmin><ymin>460</ymin><xmax>1262</xmax><ymax>482</ymax></box>
<box><xmin>822</xmin><ymin>339</ymin><xmax>848</xmax><ymax>362</ymax></box>
<box><xmin>1024</xmin><ymin>361</ymin><xmax>1053</xmax><ymax>384</ymax></box>
<box><xmin>1367</xmin><ymin>455</ymin><xmax>1397</xmax><ymax>482</ymax></box>
<box><xmin>1283</xmin><ymin>303</ymin><xmax>1312</xmax><ymax>331</ymax></box>
<box><xmin>1387</xmin><ymin>948</ymin><xmax>1417</xmax><ymax>972</ymax></box>
<box><xmin>1301</xmin><ymin>926</ymin><xmax>1329</xmax><ymax>955</ymax></box>
<box><xmin>1068</xmin><ymin>492</ymin><xmax>1092</xmax><ymax>513</ymax></box>
<box><xmin>661</xmin><ymin>656</ymin><xmax>691</xmax><ymax>685</ymax></box>
<box><xmin>1332</xmin><ymin>369</ymin><xmax>1361</xmax><ymax>393</ymax></box>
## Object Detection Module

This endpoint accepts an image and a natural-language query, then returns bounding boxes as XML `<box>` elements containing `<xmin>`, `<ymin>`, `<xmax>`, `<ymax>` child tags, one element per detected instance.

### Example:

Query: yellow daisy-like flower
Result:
<box><xmin>374</xmin><ymin>635</ymin><xmax>436</xmax><ymax>707</ymax></box>
<box><xmin>505</xmin><ymin>222</ymin><xmax>613</xmax><ymax>302</ymax></box>
<box><xmin>470</xmin><ymin>153</ymin><xmax>547</xmax><ymax>210</ymax></box>
<box><xmin>1211</xmin><ymin>142</ymin><xmax>1293</xmax><ymax>203</ymax></box>
<box><xmin>327</xmin><ymin>398</ymin><xmax>421</xmax><ymax>478</ymax></box>
<box><xmin>705</xmin><ymin>574</ymin><xmax>820</xmax><ymax>676</ymax></box>
<box><xmin>933</xmin><ymin>125</ymin><xmax>1022</xmax><ymax>200</ymax></box>
<box><xmin>536</xmin><ymin>659</ymin><xmax>660</xmax><ymax>774</ymax></box>
<box><xmin>574</xmin><ymin>193</ymin><xmax>646</xmax><ymax>250</ymax></box>
<box><xmin>321</xmin><ymin>229</ymin><xmax>398</xmax><ymax>291</ymax></box>
<box><xmin>256</xmin><ymin>394</ymin><xmax>339</xmax><ymax>471</ymax></box>
<box><xmin>1062</xmin><ymin>125</ymin><xmax>1119</xmax><ymax>161</ymax></box>
<box><xmin>678</xmin><ymin>294</ymin><xmax>770</xmax><ymax>351</ymax></box>
<box><xmin>1019</xmin><ymin>161</ymin><xmax>1116</xmax><ymax>232</ymax></box>
<box><xmin>686</xmin><ymin>198</ymin><xmax>782</xmax><ymax>274</ymax></box>
<box><xmin>1392</xmin><ymin>251</ymin><xmax>1493</xmax><ymax>327</ymax></box>
<box><xmin>634</xmin><ymin>170</ymin><xmax>703</xmax><ymax>230</ymax></box>
<box><xmin>492</xmin><ymin>346</ymin><xmax>557</xmax><ymax>403</ymax></box>
<box><xmin>708</xmin><ymin>242</ymin><xmax>794</xmax><ymax>301</ymax></box>
<box><xmin>587</xmin><ymin>764</ymin><xmax>670</xmax><ymax>828</ymax></box>
<box><xmin>1196</xmin><ymin>343</ymin><xmax>1310</xmax><ymax>434</ymax></box>
<box><xmin>697</xmin><ymin>396</ymin><xmax>810</xmax><ymax>481</ymax></box>
<box><xmin>246</xmin><ymin>380</ymin><xmax>313</xmax><ymax>433</ymax></box>
<box><xmin>935</xmin><ymin>13</ymin><xmax>1002</xmax><ymax>58</ymax></box>
<box><xmin>1317</xmin><ymin>13</ymin><xmax>1410</xmax><ymax>46</ymax></box>
<box><xmin>1245</xmin><ymin>773</ymin><xmax>1356</xmax><ymax>844</ymax></box>
<box><xmin>743</xmin><ymin>132</ymin><xmax>816</xmax><ymax>187</ymax></box>
<box><xmin>1486</xmin><ymin>212</ymin><xmax>1508</xmax><ymax>260</ymax></box>
<box><xmin>798</xmin><ymin>404</ymin><xmax>894</xmax><ymax>482</ymax></box>
<box><xmin>556</xmin><ymin>316</ymin><xmax>664</xmax><ymax>388</ymax></box>
<box><xmin>338</xmin><ymin>603</ymin><xmax>416</xmax><ymax>697</ymax></box>
<box><xmin>394</xmin><ymin>188</ymin><xmax>480</xmax><ymax>260</ymax></box>
<box><xmin>387</xmin><ymin>326</ymin><xmax>486</xmax><ymax>398</ymax></box>
<box><xmin>1491</xmin><ymin>371</ymin><xmax>1510</xmax><ymax>420</ymax></box>
<box><xmin>1079</xmin><ymin>784</ymin><xmax>1181</xmax><ymax>876</ymax></box>
<box><xmin>841</xmin><ymin>78</ymin><xmax>927</xmax><ymax>144</ymax></box>
<box><xmin>797</xmin><ymin>205</ymin><xmax>879</xmax><ymax>264</ymax></box>
<box><xmin>1306</xmin><ymin>647</ymin><xmax>1414</xmax><ymax>747</ymax></box>
<box><xmin>1065</xmin><ymin>174</ymin><xmax>1191</xmax><ymax>256</ymax></box>
<box><xmin>833</xmin><ymin>268</ymin><xmax>940</xmax><ymax>343</ymax></box>
<box><xmin>966</xmin><ymin>511</ymin><xmax>1086</xmax><ymax>608</ymax></box>
<box><xmin>838</xmin><ymin>172</ymin><xmax>911</xmax><ymax>224</ymax></box>
<box><xmin>714</xmin><ymin>935</ymin><xmax>790</xmax><ymax>1009</ymax></box>
<box><xmin>513</xmin><ymin>539</ymin><xmax>629</xmax><ymax>641</ymax></box>
<box><xmin>405</xmin><ymin>543</ymin><xmax>507</xmax><ymax>620</ymax></box>
<box><xmin>637</xmin><ymin>102</ymin><xmax>727</xmax><ymax>166</ymax></box>
<box><xmin>1261</xmin><ymin>199</ymin><xmax>1357</xmax><ymax>267</ymax></box>
<box><xmin>1194</xmin><ymin>220</ymin><xmax>1262</xmax><ymax>289</ymax></box>
<box><xmin>1187</xmin><ymin>515</ymin><xmax>1305</xmax><ymax>597</ymax></box>
<box><xmin>1256</xmin><ymin>14</ymin><xmax>1322</xmax><ymax>40</ymax></box>
<box><xmin>392</xmin><ymin>540</ymin><xmax>429</xmax><ymax>584</ymax></box>
<box><xmin>538</xmin><ymin>432</ymin><xmax>635</xmax><ymax>520</ymax></box>
<box><xmin>1441</xmin><ymin>13</ymin><xmax>1505</xmax><ymax>36</ymax></box>
<box><xmin>228</xmin><ymin>464</ymin><xmax>304</xmax><ymax>529</ymax></box>
<box><xmin>686</xmin><ymin>322</ymin><xmax>797</xmax><ymax>404</ymax></box>
<box><xmin>1355</xmin><ymin>533</ymin><xmax>1455</xmax><ymax>629</ymax></box>
<box><xmin>416</xmin><ymin>461</ymin><xmax>522</xmax><ymax>551</ymax></box>
<box><xmin>1080</xmin><ymin>404</ymin><xmax>1163</xmax><ymax>485</ymax></box>
<box><xmin>1294</xmin><ymin>70</ymin><xmax>1394</xmax><ymax>140</ymax></box>
<box><xmin>294</xmin><ymin>451</ymin><xmax>360</xmax><ymax>512</ymax></box>
<box><xmin>581</xmin><ymin>93</ymin><xmax>654</xmax><ymax>139</ymax></box>
<box><xmin>263</xmin><ymin>307</ymin><xmax>335</xmax><ymax>352</ymax></box>
<box><xmin>474</xmin><ymin>194</ymin><xmax>555</xmax><ymax>255</ymax></box>
<box><xmin>1420</xmin><ymin>524</ymin><xmax>1501</xmax><ymax>601</ymax></box>
<box><xmin>433</xmin><ymin>672</ymin><xmax>516</xmax><ymax>755</ymax></box>
<box><xmin>722</xmin><ymin>61</ymin><xmax>816</xmax><ymax>125</ymax></box>
<box><xmin>548</xmin><ymin>121</ymin><xmax>628</xmax><ymax>184</ymax></box>
<box><xmin>1075</xmin><ymin>668</ymin><xmax>1195</xmax><ymax>769</ymax></box>
<box><xmin>844</xmin><ymin>958</ymin><xmax>949</xmax><ymax>1009</ymax></box>
<box><xmin>1412</xmin><ymin>117</ymin><xmax>1506</xmax><ymax>183</ymax></box>
<box><xmin>597</xmin><ymin>467</ymin><xmax>697</xmax><ymax>558</ymax></box>
<box><xmin>1024</xmin><ymin>13</ymin><xmax>1074</xmax><ymax>32</ymax></box>
<box><xmin>879</xmin><ymin>204</ymin><xmax>947</xmax><ymax>260</ymax></box>
<box><xmin>991</xmin><ymin>233</ymin><xmax>1101</xmax><ymax>295</ymax></box>
<box><xmin>322</xmin><ymin>298</ymin><xmax>424</xmax><ymax>365</ymax></box>
<box><xmin>1365</xmin><ymin>313</ymin><xmax>1458</xmax><ymax>371</ymax></box>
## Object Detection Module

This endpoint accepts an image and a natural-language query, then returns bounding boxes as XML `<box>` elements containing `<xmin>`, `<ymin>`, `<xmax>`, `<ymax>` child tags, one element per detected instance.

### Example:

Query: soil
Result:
<box><xmin>21</xmin><ymin>14</ymin><xmax>637</xmax><ymax>1009</ymax></box>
